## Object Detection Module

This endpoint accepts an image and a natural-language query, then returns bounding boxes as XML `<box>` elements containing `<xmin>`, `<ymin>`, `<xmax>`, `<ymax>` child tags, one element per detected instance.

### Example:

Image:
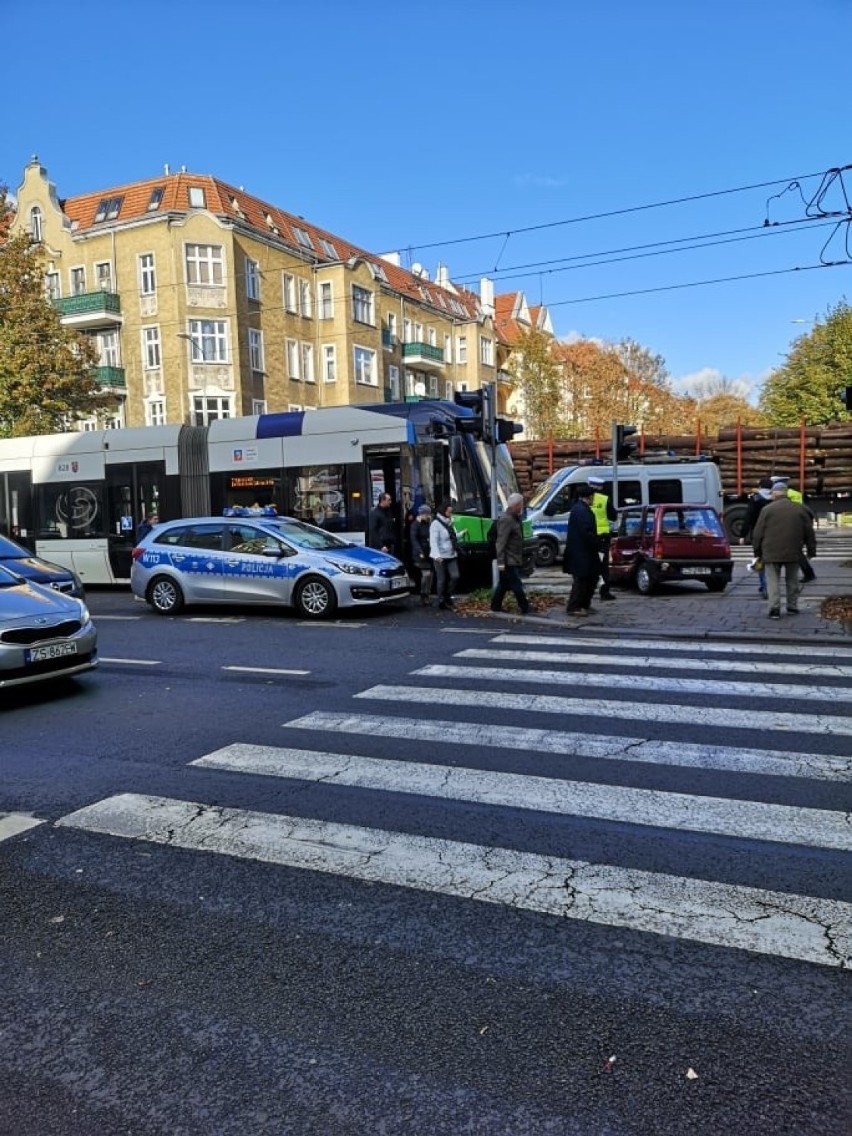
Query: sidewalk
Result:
<box><xmin>494</xmin><ymin>531</ymin><xmax>852</xmax><ymax>645</ymax></box>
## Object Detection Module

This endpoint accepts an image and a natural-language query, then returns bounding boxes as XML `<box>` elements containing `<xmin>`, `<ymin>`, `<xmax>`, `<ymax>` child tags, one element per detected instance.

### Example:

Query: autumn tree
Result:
<box><xmin>0</xmin><ymin>186</ymin><xmax>104</xmax><ymax>437</ymax></box>
<box><xmin>758</xmin><ymin>300</ymin><xmax>852</xmax><ymax>425</ymax></box>
<box><xmin>506</xmin><ymin>325</ymin><xmax>564</xmax><ymax>440</ymax></box>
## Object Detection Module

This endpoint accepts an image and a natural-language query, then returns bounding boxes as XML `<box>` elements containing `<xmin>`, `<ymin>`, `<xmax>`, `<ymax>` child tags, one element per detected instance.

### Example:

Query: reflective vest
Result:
<box><xmin>788</xmin><ymin>487</ymin><xmax>803</xmax><ymax>505</ymax></box>
<box><xmin>590</xmin><ymin>493</ymin><xmax>611</xmax><ymax>536</ymax></box>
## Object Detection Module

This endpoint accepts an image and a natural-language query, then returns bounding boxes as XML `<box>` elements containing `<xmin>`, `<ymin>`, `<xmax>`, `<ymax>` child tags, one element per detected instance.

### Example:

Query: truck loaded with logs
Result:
<box><xmin>510</xmin><ymin>423</ymin><xmax>852</xmax><ymax>560</ymax></box>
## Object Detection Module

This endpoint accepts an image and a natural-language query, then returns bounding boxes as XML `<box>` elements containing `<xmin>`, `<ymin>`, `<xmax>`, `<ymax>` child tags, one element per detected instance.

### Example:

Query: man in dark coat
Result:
<box><xmin>562</xmin><ymin>484</ymin><xmax>600</xmax><ymax>616</ymax></box>
<box><xmin>739</xmin><ymin>476</ymin><xmax>772</xmax><ymax>598</ymax></box>
<box><xmin>490</xmin><ymin>493</ymin><xmax>530</xmax><ymax>614</ymax></box>
<box><xmin>368</xmin><ymin>492</ymin><xmax>396</xmax><ymax>554</ymax></box>
<box><xmin>752</xmin><ymin>482</ymin><xmax>816</xmax><ymax>619</ymax></box>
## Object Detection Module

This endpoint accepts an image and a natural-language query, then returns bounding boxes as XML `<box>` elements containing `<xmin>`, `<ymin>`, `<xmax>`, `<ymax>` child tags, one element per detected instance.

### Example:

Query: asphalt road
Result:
<box><xmin>1</xmin><ymin>589</ymin><xmax>850</xmax><ymax>1135</ymax></box>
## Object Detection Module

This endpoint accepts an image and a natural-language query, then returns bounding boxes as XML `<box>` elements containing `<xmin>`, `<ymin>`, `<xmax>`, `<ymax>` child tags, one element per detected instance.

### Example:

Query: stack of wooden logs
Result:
<box><xmin>510</xmin><ymin>424</ymin><xmax>852</xmax><ymax>498</ymax></box>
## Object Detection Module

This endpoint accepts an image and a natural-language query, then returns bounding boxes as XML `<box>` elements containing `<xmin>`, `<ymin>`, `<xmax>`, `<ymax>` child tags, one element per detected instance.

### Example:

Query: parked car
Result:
<box><xmin>609</xmin><ymin>503</ymin><xmax>733</xmax><ymax>594</ymax></box>
<box><xmin>0</xmin><ymin>533</ymin><xmax>85</xmax><ymax>597</ymax></box>
<box><xmin>130</xmin><ymin>509</ymin><xmax>411</xmax><ymax>619</ymax></box>
<box><xmin>0</xmin><ymin>565</ymin><xmax>97</xmax><ymax>689</ymax></box>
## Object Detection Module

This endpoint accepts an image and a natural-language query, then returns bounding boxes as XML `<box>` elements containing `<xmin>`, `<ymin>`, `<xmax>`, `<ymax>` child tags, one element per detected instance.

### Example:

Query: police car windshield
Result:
<box><xmin>527</xmin><ymin>473</ymin><xmax>562</xmax><ymax>510</ymax></box>
<box><xmin>263</xmin><ymin>519</ymin><xmax>351</xmax><ymax>551</ymax></box>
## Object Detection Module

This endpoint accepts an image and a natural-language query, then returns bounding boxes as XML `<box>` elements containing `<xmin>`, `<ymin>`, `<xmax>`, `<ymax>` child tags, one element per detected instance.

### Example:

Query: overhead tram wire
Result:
<box><xmin>399</xmin><ymin>166</ymin><xmax>851</xmax><ymax>254</ymax></box>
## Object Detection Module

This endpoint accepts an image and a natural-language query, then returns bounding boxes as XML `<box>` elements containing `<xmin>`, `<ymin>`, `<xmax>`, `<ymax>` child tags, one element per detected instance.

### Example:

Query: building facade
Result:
<box><xmin>11</xmin><ymin>157</ymin><xmax>524</xmax><ymax>430</ymax></box>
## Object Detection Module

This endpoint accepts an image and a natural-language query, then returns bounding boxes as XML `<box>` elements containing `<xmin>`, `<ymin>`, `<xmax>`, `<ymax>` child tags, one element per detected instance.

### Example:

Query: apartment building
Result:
<box><xmin>11</xmin><ymin>156</ymin><xmax>514</xmax><ymax>428</ymax></box>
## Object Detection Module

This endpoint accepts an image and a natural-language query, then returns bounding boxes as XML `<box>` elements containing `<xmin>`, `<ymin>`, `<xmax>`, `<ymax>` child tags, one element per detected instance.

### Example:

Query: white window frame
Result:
<box><xmin>428</xmin><ymin>327</ymin><xmax>437</xmax><ymax>347</ymax></box>
<box><xmin>98</xmin><ymin>329</ymin><xmax>120</xmax><ymax>367</ymax></box>
<box><xmin>142</xmin><ymin>326</ymin><xmax>161</xmax><ymax>369</ymax></box>
<box><xmin>299</xmin><ymin>278</ymin><xmax>312</xmax><ymax>318</ymax></box>
<box><xmin>29</xmin><ymin>206</ymin><xmax>43</xmax><ymax>242</ymax></box>
<box><xmin>318</xmin><ymin>280</ymin><xmax>334</xmax><ymax>319</ymax></box>
<box><xmin>444</xmin><ymin>334</ymin><xmax>452</xmax><ymax>363</ymax></box>
<box><xmin>414</xmin><ymin>322</ymin><xmax>423</xmax><ymax>342</ymax></box>
<box><xmin>95</xmin><ymin>261</ymin><xmax>113</xmax><ymax>292</ymax></box>
<box><xmin>138</xmin><ymin>253</ymin><xmax>156</xmax><ymax>295</ymax></box>
<box><xmin>245</xmin><ymin>258</ymin><xmax>261</xmax><ymax>301</ymax></box>
<box><xmin>387</xmin><ymin>312</ymin><xmax>398</xmax><ymax>340</ymax></box>
<box><xmin>353</xmin><ymin>345</ymin><xmax>377</xmax><ymax>386</ymax></box>
<box><xmin>191</xmin><ymin>395</ymin><xmax>232</xmax><ymax>425</ymax></box>
<box><xmin>403</xmin><ymin>318</ymin><xmax>413</xmax><ymax>343</ymax></box>
<box><xmin>187</xmin><ymin>319</ymin><xmax>229</xmax><ymax>363</ymax></box>
<box><xmin>185</xmin><ymin>243</ymin><xmax>224</xmax><ymax>286</ymax></box>
<box><xmin>252</xmin><ymin>399</ymin><xmax>268</xmax><ymax>415</ymax></box>
<box><xmin>301</xmin><ymin>342</ymin><xmax>314</xmax><ymax>383</ymax></box>
<box><xmin>480</xmin><ymin>335</ymin><xmax>493</xmax><ymax>365</ymax></box>
<box><xmin>444</xmin><ymin>380</ymin><xmax>454</xmax><ymax>400</ymax></box>
<box><xmin>286</xmin><ymin>338</ymin><xmax>300</xmax><ymax>380</ymax></box>
<box><xmin>322</xmin><ymin>344</ymin><xmax>336</xmax><ymax>383</ymax></box>
<box><xmin>248</xmin><ymin>328</ymin><xmax>265</xmax><ymax>372</ymax></box>
<box><xmin>146</xmin><ymin>399</ymin><xmax>167</xmax><ymax>426</ymax></box>
<box><xmin>457</xmin><ymin>335</ymin><xmax>467</xmax><ymax>364</ymax></box>
<box><xmin>388</xmin><ymin>365</ymin><xmax>400</xmax><ymax>400</ymax></box>
<box><xmin>188</xmin><ymin>187</ymin><xmax>206</xmax><ymax>209</ymax></box>
<box><xmin>293</xmin><ymin>226</ymin><xmax>313</xmax><ymax>250</ymax></box>
<box><xmin>45</xmin><ymin>272</ymin><xmax>61</xmax><ymax>300</ymax></box>
<box><xmin>70</xmin><ymin>266</ymin><xmax>86</xmax><ymax>295</ymax></box>
<box><xmin>352</xmin><ymin>284</ymin><xmax>374</xmax><ymax>325</ymax></box>
<box><xmin>283</xmin><ymin>273</ymin><xmax>297</xmax><ymax>313</ymax></box>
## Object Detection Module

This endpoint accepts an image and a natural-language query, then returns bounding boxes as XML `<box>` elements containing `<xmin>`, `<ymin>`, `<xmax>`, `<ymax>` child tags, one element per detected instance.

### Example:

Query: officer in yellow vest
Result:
<box><xmin>771</xmin><ymin>478</ymin><xmax>816</xmax><ymax>582</ymax></box>
<box><xmin>587</xmin><ymin>475</ymin><xmax>618</xmax><ymax>600</ymax></box>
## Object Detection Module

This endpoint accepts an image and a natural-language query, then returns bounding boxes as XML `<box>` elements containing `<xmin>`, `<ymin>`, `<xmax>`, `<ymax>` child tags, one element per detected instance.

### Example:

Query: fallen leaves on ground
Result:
<box><xmin>820</xmin><ymin>594</ymin><xmax>852</xmax><ymax>624</ymax></box>
<box><xmin>452</xmin><ymin>588</ymin><xmax>564</xmax><ymax>618</ymax></box>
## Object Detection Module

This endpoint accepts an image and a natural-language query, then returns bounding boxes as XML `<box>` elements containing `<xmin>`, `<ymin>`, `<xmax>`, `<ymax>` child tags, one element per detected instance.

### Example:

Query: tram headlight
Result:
<box><xmin>327</xmin><ymin>560</ymin><xmax>375</xmax><ymax>577</ymax></box>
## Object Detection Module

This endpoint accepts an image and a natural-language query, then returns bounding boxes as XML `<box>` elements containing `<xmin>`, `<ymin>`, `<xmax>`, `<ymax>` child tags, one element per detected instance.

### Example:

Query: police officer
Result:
<box><xmin>771</xmin><ymin>478</ymin><xmax>816</xmax><ymax>583</ymax></box>
<box><xmin>587</xmin><ymin>475</ymin><xmax>617</xmax><ymax>601</ymax></box>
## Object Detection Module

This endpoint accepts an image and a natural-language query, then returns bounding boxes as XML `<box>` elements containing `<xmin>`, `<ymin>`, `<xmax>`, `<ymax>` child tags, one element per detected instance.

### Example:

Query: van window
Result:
<box><xmin>648</xmin><ymin>478</ymin><xmax>683</xmax><ymax>504</ymax></box>
<box><xmin>613</xmin><ymin>479</ymin><xmax>642</xmax><ymax>506</ymax></box>
<box><xmin>545</xmin><ymin>490</ymin><xmax>572</xmax><ymax>515</ymax></box>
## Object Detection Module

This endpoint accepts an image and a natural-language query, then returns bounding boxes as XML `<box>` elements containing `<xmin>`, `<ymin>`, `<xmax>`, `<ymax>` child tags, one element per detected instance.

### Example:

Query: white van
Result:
<box><xmin>526</xmin><ymin>459</ymin><xmax>724</xmax><ymax>567</ymax></box>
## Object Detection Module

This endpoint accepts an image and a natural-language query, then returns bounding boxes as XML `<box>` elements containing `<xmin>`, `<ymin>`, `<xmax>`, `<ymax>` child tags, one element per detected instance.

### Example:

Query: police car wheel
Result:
<box><xmin>635</xmin><ymin>563</ymin><xmax>656</xmax><ymax>595</ymax></box>
<box><xmin>534</xmin><ymin>539</ymin><xmax>558</xmax><ymax>569</ymax></box>
<box><xmin>295</xmin><ymin>576</ymin><xmax>337</xmax><ymax>619</ymax></box>
<box><xmin>147</xmin><ymin>575</ymin><xmax>184</xmax><ymax>615</ymax></box>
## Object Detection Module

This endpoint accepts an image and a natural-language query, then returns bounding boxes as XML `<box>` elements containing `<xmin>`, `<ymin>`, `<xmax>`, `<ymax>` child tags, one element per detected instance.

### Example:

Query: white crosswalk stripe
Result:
<box><xmin>53</xmin><ymin>630</ymin><xmax>852</xmax><ymax>969</ymax></box>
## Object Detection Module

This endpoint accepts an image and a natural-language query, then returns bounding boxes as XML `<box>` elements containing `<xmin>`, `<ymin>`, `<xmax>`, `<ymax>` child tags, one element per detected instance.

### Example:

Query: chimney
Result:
<box><xmin>164</xmin><ymin>163</ymin><xmax>170</xmax><ymax>175</ymax></box>
<box><xmin>480</xmin><ymin>277</ymin><xmax>495</xmax><ymax>318</ymax></box>
<box><xmin>379</xmin><ymin>252</ymin><xmax>401</xmax><ymax>267</ymax></box>
<box><xmin>436</xmin><ymin>263</ymin><xmax>451</xmax><ymax>289</ymax></box>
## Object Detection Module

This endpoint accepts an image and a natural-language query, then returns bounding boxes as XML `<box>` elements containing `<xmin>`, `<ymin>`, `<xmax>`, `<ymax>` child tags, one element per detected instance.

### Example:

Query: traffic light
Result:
<box><xmin>615</xmin><ymin>424</ymin><xmax>638</xmax><ymax>461</ymax></box>
<box><xmin>495</xmin><ymin>417</ymin><xmax>524</xmax><ymax>444</ymax></box>
<box><xmin>841</xmin><ymin>386</ymin><xmax>852</xmax><ymax>411</ymax></box>
<box><xmin>453</xmin><ymin>386</ymin><xmax>495</xmax><ymax>442</ymax></box>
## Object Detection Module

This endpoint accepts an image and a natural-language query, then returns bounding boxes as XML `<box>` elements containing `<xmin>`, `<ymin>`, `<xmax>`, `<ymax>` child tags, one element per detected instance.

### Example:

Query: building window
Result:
<box><xmin>352</xmin><ymin>285</ymin><xmax>374</xmax><ymax>325</ymax></box>
<box><xmin>320</xmin><ymin>238</ymin><xmax>337</xmax><ymax>258</ymax></box>
<box><xmin>387</xmin><ymin>312</ymin><xmax>398</xmax><ymax>341</ymax></box>
<box><xmin>414</xmin><ymin>322</ymin><xmax>423</xmax><ymax>342</ymax></box>
<box><xmin>245</xmin><ymin>258</ymin><xmax>261</xmax><ymax>301</ymax></box>
<box><xmin>192</xmin><ymin>396</ymin><xmax>231</xmax><ymax>425</ymax></box>
<box><xmin>188</xmin><ymin>187</ymin><xmax>206</xmax><ymax>209</ymax></box>
<box><xmin>388</xmin><ymin>365</ymin><xmax>400</xmax><ymax>400</ymax></box>
<box><xmin>188</xmin><ymin>319</ymin><xmax>229</xmax><ymax>363</ymax></box>
<box><xmin>299</xmin><ymin>278</ymin><xmax>312</xmax><ymax>318</ymax></box>
<box><xmin>444</xmin><ymin>334</ymin><xmax>452</xmax><ymax>363</ymax></box>
<box><xmin>403</xmin><ymin>318</ymin><xmax>412</xmax><ymax>343</ymax></box>
<box><xmin>45</xmin><ymin>272</ymin><xmax>60</xmax><ymax>300</ymax></box>
<box><xmin>283</xmin><ymin>273</ymin><xmax>297</xmax><ymax>313</ymax></box>
<box><xmin>70</xmin><ymin>267</ymin><xmax>86</xmax><ymax>295</ymax></box>
<box><xmin>322</xmin><ymin>344</ymin><xmax>336</xmax><ymax>383</ymax></box>
<box><xmin>146</xmin><ymin>399</ymin><xmax>167</xmax><ymax>426</ymax></box>
<box><xmin>428</xmin><ymin>327</ymin><xmax>437</xmax><ymax>347</ymax></box>
<box><xmin>97</xmin><ymin>330</ymin><xmax>120</xmax><ymax>367</ymax></box>
<box><xmin>95</xmin><ymin>262</ymin><xmax>113</xmax><ymax>292</ymax></box>
<box><xmin>249</xmin><ymin>328</ymin><xmax>265</xmax><ymax>372</ymax></box>
<box><xmin>318</xmin><ymin>281</ymin><xmax>333</xmax><ymax>319</ymax></box>
<box><xmin>480</xmin><ymin>335</ymin><xmax>493</xmax><ymax>365</ymax></box>
<box><xmin>185</xmin><ymin>243</ymin><xmax>224</xmax><ymax>285</ymax></box>
<box><xmin>94</xmin><ymin>196</ymin><xmax>123</xmax><ymax>223</ymax></box>
<box><xmin>301</xmin><ymin>343</ymin><xmax>314</xmax><ymax>383</ymax></box>
<box><xmin>139</xmin><ymin>253</ymin><xmax>156</xmax><ymax>295</ymax></box>
<box><xmin>142</xmin><ymin>326</ymin><xmax>161</xmax><ymax>369</ymax></box>
<box><xmin>252</xmin><ymin>399</ymin><xmax>267</xmax><ymax>415</ymax></box>
<box><xmin>29</xmin><ymin>207</ymin><xmax>43</xmax><ymax>242</ymax></box>
<box><xmin>444</xmin><ymin>380</ymin><xmax>454</xmax><ymax>400</ymax></box>
<box><xmin>457</xmin><ymin>335</ymin><xmax>467</xmax><ymax>364</ymax></box>
<box><xmin>354</xmin><ymin>345</ymin><xmax>377</xmax><ymax>386</ymax></box>
<box><xmin>286</xmin><ymin>338</ymin><xmax>300</xmax><ymax>379</ymax></box>
<box><xmin>293</xmin><ymin>226</ymin><xmax>313</xmax><ymax>250</ymax></box>
<box><xmin>147</xmin><ymin>187</ymin><xmax>164</xmax><ymax>211</ymax></box>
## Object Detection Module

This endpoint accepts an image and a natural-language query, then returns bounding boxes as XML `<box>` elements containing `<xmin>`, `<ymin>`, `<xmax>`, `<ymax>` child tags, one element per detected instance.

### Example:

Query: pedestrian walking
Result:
<box><xmin>772</xmin><ymin>478</ymin><xmax>817</xmax><ymax>583</ymax></box>
<box><xmin>588</xmin><ymin>475</ymin><xmax>618</xmax><ymax>601</ymax></box>
<box><xmin>490</xmin><ymin>493</ymin><xmax>530</xmax><ymax>615</ymax></box>
<box><xmin>430</xmin><ymin>500</ymin><xmax>460</xmax><ymax>610</ymax></box>
<box><xmin>409</xmin><ymin>504</ymin><xmax>434</xmax><ymax>605</ymax></box>
<box><xmin>752</xmin><ymin>481</ymin><xmax>816</xmax><ymax>619</ymax></box>
<box><xmin>368</xmin><ymin>492</ymin><xmax>396</xmax><ymax>554</ymax></box>
<box><xmin>562</xmin><ymin>483</ymin><xmax>600</xmax><ymax>616</ymax></box>
<box><xmin>739</xmin><ymin>476</ymin><xmax>773</xmax><ymax>597</ymax></box>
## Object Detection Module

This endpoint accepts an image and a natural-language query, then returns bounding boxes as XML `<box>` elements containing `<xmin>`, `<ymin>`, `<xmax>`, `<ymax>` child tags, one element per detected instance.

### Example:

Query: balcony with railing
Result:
<box><xmin>401</xmin><ymin>341</ymin><xmax>444</xmax><ymax>368</ymax></box>
<box><xmin>54</xmin><ymin>290</ymin><xmax>122</xmax><ymax>328</ymax></box>
<box><xmin>92</xmin><ymin>365</ymin><xmax>126</xmax><ymax>390</ymax></box>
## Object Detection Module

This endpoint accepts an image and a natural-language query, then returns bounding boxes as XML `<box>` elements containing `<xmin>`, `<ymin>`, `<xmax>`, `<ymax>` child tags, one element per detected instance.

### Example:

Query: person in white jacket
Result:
<box><xmin>429</xmin><ymin>499</ymin><xmax>460</xmax><ymax>610</ymax></box>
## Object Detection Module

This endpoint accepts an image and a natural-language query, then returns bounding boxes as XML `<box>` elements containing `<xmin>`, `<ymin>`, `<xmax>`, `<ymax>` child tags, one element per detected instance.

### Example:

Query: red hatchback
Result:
<box><xmin>609</xmin><ymin>503</ymin><xmax>733</xmax><ymax>595</ymax></box>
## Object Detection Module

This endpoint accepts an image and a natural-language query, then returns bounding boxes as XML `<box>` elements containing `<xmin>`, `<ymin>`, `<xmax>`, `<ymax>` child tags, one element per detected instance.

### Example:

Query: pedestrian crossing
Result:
<box><xmin>54</xmin><ymin>631</ymin><xmax>852</xmax><ymax>969</ymax></box>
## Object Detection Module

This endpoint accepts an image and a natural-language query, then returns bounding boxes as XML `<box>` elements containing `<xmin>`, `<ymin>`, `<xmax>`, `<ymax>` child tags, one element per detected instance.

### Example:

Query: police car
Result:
<box><xmin>130</xmin><ymin>508</ymin><xmax>411</xmax><ymax>619</ymax></box>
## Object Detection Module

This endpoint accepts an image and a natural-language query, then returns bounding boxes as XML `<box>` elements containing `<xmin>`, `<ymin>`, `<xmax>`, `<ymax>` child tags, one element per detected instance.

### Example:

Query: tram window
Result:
<box><xmin>287</xmin><ymin>464</ymin><xmax>348</xmax><ymax>531</ymax></box>
<box><xmin>36</xmin><ymin>483</ymin><xmax>105</xmax><ymax>539</ymax></box>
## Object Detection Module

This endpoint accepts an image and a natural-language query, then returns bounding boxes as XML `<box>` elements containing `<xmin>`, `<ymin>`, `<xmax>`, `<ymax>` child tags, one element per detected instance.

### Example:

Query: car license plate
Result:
<box><xmin>391</xmin><ymin>578</ymin><xmax>409</xmax><ymax>591</ymax></box>
<box><xmin>26</xmin><ymin>642</ymin><xmax>78</xmax><ymax>663</ymax></box>
<box><xmin>681</xmin><ymin>567</ymin><xmax>709</xmax><ymax>576</ymax></box>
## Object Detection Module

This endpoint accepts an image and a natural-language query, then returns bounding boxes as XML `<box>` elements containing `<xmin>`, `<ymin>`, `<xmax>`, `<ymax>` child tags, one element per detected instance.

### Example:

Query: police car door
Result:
<box><xmin>224</xmin><ymin>524</ymin><xmax>296</xmax><ymax>606</ymax></box>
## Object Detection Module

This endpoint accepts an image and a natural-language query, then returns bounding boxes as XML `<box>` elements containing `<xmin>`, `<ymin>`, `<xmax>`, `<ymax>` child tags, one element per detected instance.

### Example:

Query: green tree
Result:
<box><xmin>507</xmin><ymin>325</ymin><xmax>564</xmax><ymax>439</ymax></box>
<box><xmin>0</xmin><ymin>187</ymin><xmax>104</xmax><ymax>437</ymax></box>
<box><xmin>758</xmin><ymin>300</ymin><xmax>852</xmax><ymax>425</ymax></box>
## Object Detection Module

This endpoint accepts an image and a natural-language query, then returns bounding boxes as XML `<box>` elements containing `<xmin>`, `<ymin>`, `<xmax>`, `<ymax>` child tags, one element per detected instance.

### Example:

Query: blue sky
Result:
<box><xmin>3</xmin><ymin>0</ymin><xmax>849</xmax><ymax>403</ymax></box>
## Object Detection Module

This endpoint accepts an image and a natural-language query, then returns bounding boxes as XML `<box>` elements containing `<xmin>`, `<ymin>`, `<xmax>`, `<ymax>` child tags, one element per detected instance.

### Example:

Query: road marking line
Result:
<box><xmin>187</xmin><ymin>617</ymin><xmax>245</xmax><ymax>623</ymax></box>
<box><xmin>87</xmin><ymin>615</ymin><xmax>142</xmax><ymax>621</ymax></box>
<box><xmin>192</xmin><ymin>744</ymin><xmax>851</xmax><ymax>850</ymax></box>
<box><xmin>100</xmin><ymin>657</ymin><xmax>162</xmax><ymax>666</ymax></box>
<box><xmin>0</xmin><ymin>813</ymin><xmax>43</xmax><ymax>842</ymax></box>
<box><xmin>494</xmin><ymin>633</ymin><xmax>852</xmax><ymax>659</ymax></box>
<box><xmin>356</xmin><ymin>685</ymin><xmax>852</xmax><ymax>736</ymax></box>
<box><xmin>295</xmin><ymin>622</ymin><xmax>365</xmax><ymax>629</ymax></box>
<box><xmin>414</xmin><ymin>664</ymin><xmax>845</xmax><ymax>702</ymax></box>
<box><xmin>55</xmin><ymin>793</ymin><xmax>851</xmax><ymax>968</ymax></box>
<box><xmin>457</xmin><ymin>647</ymin><xmax>852</xmax><ymax>679</ymax></box>
<box><xmin>284</xmin><ymin>711</ymin><xmax>851</xmax><ymax>781</ymax></box>
<box><xmin>221</xmin><ymin>666</ymin><xmax>310</xmax><ymax>676</ymax></box>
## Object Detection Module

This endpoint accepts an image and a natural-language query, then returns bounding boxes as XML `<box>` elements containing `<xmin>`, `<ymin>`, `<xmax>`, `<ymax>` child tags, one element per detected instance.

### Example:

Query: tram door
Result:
<box><xmin>365</xmin><ymin>446</ymin><xmax>409</xmax><ymax>554</ymax></box>
<box><xmin>105</xmin><ymin>462</ymin><xmax>167</xmax><ymax>580</ymax></box>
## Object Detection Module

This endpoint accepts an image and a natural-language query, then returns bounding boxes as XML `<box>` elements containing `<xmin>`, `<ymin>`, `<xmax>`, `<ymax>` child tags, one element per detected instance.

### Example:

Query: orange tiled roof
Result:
<box><xmin>60</xmin><ymin>172</ymin><xmax>482</xmax><ymax>321</ymax></box>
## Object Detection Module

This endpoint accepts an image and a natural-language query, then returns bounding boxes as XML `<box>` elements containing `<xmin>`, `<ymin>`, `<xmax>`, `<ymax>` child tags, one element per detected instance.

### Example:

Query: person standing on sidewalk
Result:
<box><xmin>409</xmin><ymin>504</ymin><xmax>434</xmax><ymax>605</ymax></box>
<box><xmin>430</xmin><ymin>500</ymin><xmax>460</xmax><ymax>610</ymax></box>
<box><xmin>739</xmin><ymin>476</ymin><xmax>773</xmax><ymax>598</ymax></box>
<box><xmin>490</xmin><ymin>493</ymin><xmax>530</xmax><ymax>615</ymax></box>
<box><xmin>772</xmin><ymin>477</ymin><xmax>817</xmax><ymax>583</ymax></box>
<box><xmin>562</xmin><ymin>483</ymin><xmax>600</xmax><ymax>616</ymax></box>
<box><xmin>588</xmin><ymin>475</ymin><xmax>618</xmax><ymax>601</ymax></box>
<box><xmin>752</xmin><ymin>481</ymin><xmax>816</xmax><ymax>619</ymax></box>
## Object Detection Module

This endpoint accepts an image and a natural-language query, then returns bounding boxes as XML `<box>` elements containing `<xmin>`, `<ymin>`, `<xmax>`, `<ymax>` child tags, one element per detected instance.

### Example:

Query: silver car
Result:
<box><xmin>130</xmin><ymin>511</ymin><xmax>411</xmax><ymax>619</ymax></box>
<box><xmin>0</xmin><ymin>565</ymin><xmax>98</xmax><ymax>689</ymax></box>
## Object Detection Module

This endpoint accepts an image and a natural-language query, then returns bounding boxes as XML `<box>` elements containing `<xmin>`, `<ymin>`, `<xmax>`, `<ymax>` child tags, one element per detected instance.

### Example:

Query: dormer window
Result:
<box><xmin>29</xmin><ymin>206</ymin><xmax>43</xmax><ymax>242</ymax></box>
<box><xmin>320</xmin><ymin>237</ymin><xmax>337</xmax><ymax>259</ymax></box>
<box><xmin>293</xmin><ymin>226</ymin><xmax>313</xmax><ymax>250</ymax></box>
<box><xmin>147</xmin><ymin>187</ymin><xmax>164</xmax><ymax>211</ymax></box>
<box><xmin>94</xmin><ymin>196</ymin><xmax>123</xmax><ymax>223</ymax></box>
<box><xmin>188</xmin><ymin>186</ymin><xmax>206</xmax><ymax>209</ymax></box>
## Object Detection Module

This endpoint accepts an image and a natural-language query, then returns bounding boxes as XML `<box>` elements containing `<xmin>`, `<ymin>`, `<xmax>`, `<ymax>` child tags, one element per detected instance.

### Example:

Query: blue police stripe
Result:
<box><xmin>256</xmin><ymin>412</ymin><xmax>305</xmax><ymax>439</ymax></box>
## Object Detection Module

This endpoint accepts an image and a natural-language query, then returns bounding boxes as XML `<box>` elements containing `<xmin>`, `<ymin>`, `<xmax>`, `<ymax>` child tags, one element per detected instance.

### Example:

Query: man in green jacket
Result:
<box><xmin>753</xmin><ymin>483</ymin><xmax>817</xmax><ymax>619</ymax></box>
